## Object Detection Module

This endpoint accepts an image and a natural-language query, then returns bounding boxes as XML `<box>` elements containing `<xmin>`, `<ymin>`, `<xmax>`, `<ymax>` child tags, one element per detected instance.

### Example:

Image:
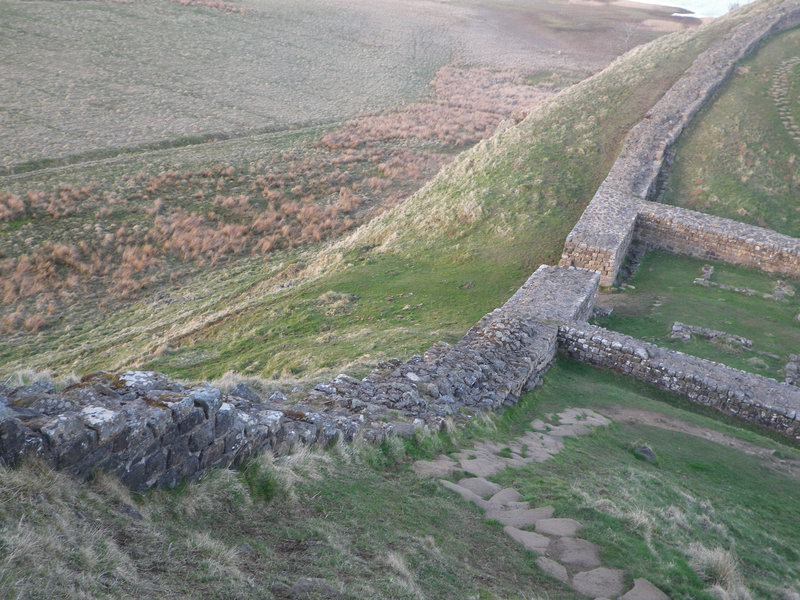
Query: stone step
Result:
<box><xmin>571</xmin><ymin>567</ymin><xmax>626</xmax><ymax>598</ymax></box>
<box><xmin>620</xmin><ymin>578</ymin><xmax>671</xmax><ymax>600</ymax></box>
<box><xmin>485</xmin><ymin>505</ymin><xmax>555</xmax><ymax>528</ymax></box>
<box><xmin>548</xmin><ymin>536</ymin><xmax>601</xmax><ymax>570</ymax></box>
<box><xmin>503</xmin><ymin>525</ymin><xmax>550</xmax><ymax>553</ymax></box>
<box><xmin>535</xmin><ymin>556</ymin><xmax>569</xmax><ymax>584</ymax></box>
<box><xmin>457</xmin><ymin>476</ymin><xmax>501</xmax><ymax>498</ymax></box>
<box><xmin>535</xmin><ymin>517</ymin><xmax>583</xmax><ymax>537</ymax></box>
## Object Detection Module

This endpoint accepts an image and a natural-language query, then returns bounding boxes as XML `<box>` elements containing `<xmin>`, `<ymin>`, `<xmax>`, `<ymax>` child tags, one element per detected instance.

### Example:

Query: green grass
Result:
<box><xmin>663</xmin><ymin>24</ymin><xmax>800</xmax><ymax>236</ymax></box>
<box><xmin>0</xmin><ymin>446</ymin><xmax>581</xmax><ymax>600</ymax></box>
<box><xmin>484</xmin><ymin>360</ymin><xmax>800</xmax><ymax>599</ymax></box>
<box><xmin>594</xmin><ymin>250</ymin><xmax>800</xmax><ymax>378</ymax></box>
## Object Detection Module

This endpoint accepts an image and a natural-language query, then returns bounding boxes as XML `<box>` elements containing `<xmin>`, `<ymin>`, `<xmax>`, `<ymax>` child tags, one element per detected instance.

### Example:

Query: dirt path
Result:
<box><xmin>597</xmin><ymin>405</ymin><xmax>800</xmax><ymax>481</ymax></box>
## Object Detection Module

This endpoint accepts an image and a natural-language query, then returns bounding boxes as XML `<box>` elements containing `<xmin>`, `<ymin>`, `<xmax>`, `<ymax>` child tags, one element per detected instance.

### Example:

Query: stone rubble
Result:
<box><xmin>670</xmin><ymin>321</ymin><xmax>753</xmax><ymax>349</ymax></box>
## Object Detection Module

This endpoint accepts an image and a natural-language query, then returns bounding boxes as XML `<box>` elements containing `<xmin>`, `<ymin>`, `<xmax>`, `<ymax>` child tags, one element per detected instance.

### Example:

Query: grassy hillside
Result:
<box><xmin>2</xmin><ymin>360</ymin><xmax>798</xmax><ymax>599</ymax></box>
<box><xmin>662</xmin><ymin>24</ymin><xmax>800</xmax><ymax>234</ymax></box>
<box><xmin>0</xmin><ymin>2</ymin><xmax>754</xmax><ymax>381</ymax></box>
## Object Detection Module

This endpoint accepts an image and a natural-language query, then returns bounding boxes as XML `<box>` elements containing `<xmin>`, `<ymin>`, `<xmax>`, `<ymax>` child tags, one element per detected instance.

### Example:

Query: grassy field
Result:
<box><xmin>487</xmin><ymin>360</ymin><xmax>800</xmax><ymax>599</ymax></box>
<box><xmin>2</xmin><ymin>359</ymin><xmax>797</xmax><ymax>599</ymax></box>
<box><xmin>662</xmin><ymin>24</ymin><xmax>800</xmax><ymax>235</ymax></box>
<box><xmin>0</xmin><ymin>3</ymin><xmax>746</xmax><ymax>381</ymax></box>
<box><xmin>0</xmin><ymin>0</ymin><xmax>452</xmax><ymax>172</ymax></box>
<box><xmin>594</xmin><ymin>250</ymin><xmax>800</xmax><ymax>379</ymax></box>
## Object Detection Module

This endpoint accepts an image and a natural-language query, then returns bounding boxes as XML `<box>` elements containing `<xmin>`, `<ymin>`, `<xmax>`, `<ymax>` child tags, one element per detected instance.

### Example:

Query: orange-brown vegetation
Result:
<box><xmin>0</xmin><ymin>65</ymin><xmax>553</xmax><ymax>335</ymax></box>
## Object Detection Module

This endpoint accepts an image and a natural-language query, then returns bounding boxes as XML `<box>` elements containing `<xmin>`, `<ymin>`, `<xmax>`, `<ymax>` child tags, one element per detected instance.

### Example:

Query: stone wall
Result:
<box><xmin>559</xmin><ymin>1</ymin><xmax>800</xmax><ymax>285</ymax></box>
<box><xmin>635</xmin><ymin>203</ymin><xmax>800</xmax><ymax>277</ymax></box>
<box><xmin>558</xmin><ymin>322</ymin><xmax>800</xmax><ymax>440</ymax></box>
<box><xmin>0</xmin><ymin>267</ymin><xmax>600</xmax><ymax>489</ymax></box>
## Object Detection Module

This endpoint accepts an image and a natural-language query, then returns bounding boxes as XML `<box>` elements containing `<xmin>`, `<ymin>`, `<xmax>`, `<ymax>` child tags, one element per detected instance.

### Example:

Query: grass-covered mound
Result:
<box><xmin>663</xmin><ymin>24</ymin><xmax>800</xmax><ymax>235</ymax></box>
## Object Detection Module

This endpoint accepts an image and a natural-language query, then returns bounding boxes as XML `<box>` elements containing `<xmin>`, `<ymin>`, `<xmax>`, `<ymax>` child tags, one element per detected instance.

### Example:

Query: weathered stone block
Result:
<box><xmin>189</xmin><ymin>385</ymin><xmax>222</xmax><ymax>418</ymax></box>
<box><xmin>188</xmin><ymin>421</ymin><xmax>215</xmax><ymax>452</ymax></box>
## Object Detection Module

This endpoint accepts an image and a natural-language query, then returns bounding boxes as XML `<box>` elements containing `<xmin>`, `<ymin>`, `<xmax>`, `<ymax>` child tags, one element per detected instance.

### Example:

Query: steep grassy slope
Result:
<box><xmin>0</xmin><ymin>2</ymin><xmax>762</xmax><ymax>380</ymax></box>
<box><xmin>122</xmin><ymin>10</ymin><xmax>751</xmax><ymax>381</ymax></box>
<box><xmin>662</xmin><ymin>24</ymin><xmax>800</xmax><ymax>234</ymax></box>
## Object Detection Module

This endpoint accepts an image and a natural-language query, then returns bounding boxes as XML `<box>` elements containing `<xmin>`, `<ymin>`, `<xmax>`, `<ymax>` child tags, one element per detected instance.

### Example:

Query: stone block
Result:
<box><xmin>189</xmin><ymin>385</ymin><xmax>222</xmax><ymax>418</ymax></box>
<box><xmin>188</xmin><ymin>421</ymin><xmax>215</xmax><ymax>453</ymax></box>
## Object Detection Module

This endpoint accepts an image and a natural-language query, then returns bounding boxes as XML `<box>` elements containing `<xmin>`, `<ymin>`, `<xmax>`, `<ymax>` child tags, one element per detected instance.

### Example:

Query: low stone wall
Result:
<box><xmin>635</xmin><ymin>203</ymin><xmax>800</xmax><ymax>277</ymax></box>
<box><xmin>559</xmin><ymin>1</ymin><xmax>800</xmax><ymax>285</ymax></box>
<box><xmin>0</xmin><ymin>267</ymin><xmax>600</xmax><ymax>489</ymax></box>
<box><xmin>558</xmin><ymin>322</ymin><xmax>800</xmax><ymax>441</ymax></box>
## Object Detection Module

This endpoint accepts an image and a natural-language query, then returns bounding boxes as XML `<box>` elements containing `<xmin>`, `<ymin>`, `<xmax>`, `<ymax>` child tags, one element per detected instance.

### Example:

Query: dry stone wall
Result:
<box><xmin>560</xmin><ymin>1</ymin><xmax>800</xmax><ymax>285</ymax></box>
<box><xmin>635</xmin><ymin>202</ymin><xmax>800</xmax><ymax>276</ymax></box>
<box><xmin>0</xmin><ymin>267</ymin><xmax>601</xmax><ymax>489</ymax></box>
<box><xmin>558</xmin><ymin>322</ymin><xmax>800</xmax><ymax>440</ymax></box>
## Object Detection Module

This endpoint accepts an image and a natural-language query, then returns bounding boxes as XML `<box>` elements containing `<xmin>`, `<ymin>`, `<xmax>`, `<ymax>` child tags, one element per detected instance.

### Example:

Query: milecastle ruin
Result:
<box><xmin>2</xmin><ymin>0</ymin><xmax>800</xmax><ymax>490</ymax></box>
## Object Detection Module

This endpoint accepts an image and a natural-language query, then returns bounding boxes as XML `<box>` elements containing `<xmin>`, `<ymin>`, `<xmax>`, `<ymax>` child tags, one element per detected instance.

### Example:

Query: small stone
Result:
<box><xmin>269</xmin><ymin>391</ymin><xmax>289</xmax><ymax>403</ymax></box>
<box><xmin>230</xmin><ymin>383</ymin><xmax>261</xmax><ymax>402</ymax></box>
<box><xmin>633</xmin><ymin>444</ymin><xmax>657</xmax><ymax>463</ymax></box>
<box><xmin>489</xmin><ymin>488</ymin><xmax>523</xmax><ymax>505</ymax></box>
<box><xmin>620</xmin><ymin>578</ymin><xmax>670</xmax><ymax>600</ymax></box>
<box><xmin>411</xmin><ymin>455</ymin><xmax>457</xmax><ymax>478</ymax></box>
<box><xmin>535</xmin><ymin>556</ymin><xmax>569</xmax><ymax>584</ymax></box>
<box><xmin>571</xmin><ymin>567</ymin><xmax>625</xmax><ymax>598</ymax></box>
<box><xmin>79</xmin><ymin>406</ymin><xmax>126</xmax><ymax>445</ymax></box>
<box><xmin>439</xmin><ymin>480</ymin><xmax>490</xmax><ymax>509</ymax></box>
<box><xmin>503</xmin><ymin>526</ymin><xmax>550</xmax><ymax>553</ymax></box>
<box><xmin>486</xmin><ymin>506</ymin><xmax>555</xmax><ymax>528</ymax></box>
<box><xmin>535</xmin><ymin>517</ymin><xmax>582</xmax><ymax>537</ymax></box>
<box><xmin>457</xmin><ymin>476</ymin><xmax>502</xmax><ymax>498</ymax></box>
<box><xmin>548</xmin><ymin>537</ymin><xmax>601</xmax><ymax>570</ymax></box>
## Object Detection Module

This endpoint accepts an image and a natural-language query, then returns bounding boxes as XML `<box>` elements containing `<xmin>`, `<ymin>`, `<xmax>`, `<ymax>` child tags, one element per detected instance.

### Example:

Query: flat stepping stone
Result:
<box><xmin>516</xmin><ymin>431</ymin><xmax>564</xmax><ymax>460</ymax></box>
<box><xmin>531</xmin><ymin>419</ymin><xmax>548</xmax><ymax>431</ymax></box>
<box><xmin>503</xmin><ymin>526</ymin><xmax>550</xmax><ymax>553</ymax></box>
<box><xmin>457</xmin><ymin>476</ymin><xmax>501</xmax><ymax>498</ymax></box>
<box><xmin>457</xmin><ymin>456</ymin><xmax>506</xmax><ymax>477</ymax></box>
<box><xmin>620</xmin><ymin>578</ymin><xmax>671</xmax><ymax>600</ymax></box>
<box><xmin>548</xmin><ymin>537</ymin><xmax>601</xmax><ymax>570</ymax></box>
<box><xmin>558</xmin><ymin>408</ymin><xmax>611</xmax><ymax>428</ymax></box>
<box><xmin>489</xmin><ymin>488</ymin><xmax>522</xmax><ymax>505</ymax></box>
<box><xmin>412</xmin><ymin>455</ymin><xmax>456</xmax><ymax>477</ymax></box>
<box><xmin>545</xmin><ymin>423</ymin><xmax>593</xmax><ymax>438</ymax></box>
<box><xmin>535</xmin><ymin>517</ymin><xmax>582</xmax><ymax>537</ymax></box>
<box><xmin>535</xmin><ymin>556</ymin><xmax>569</xmax><ymax>584</ymax></box>
<box><xmin>571</xmin><ymin>567</ymin><xmax>626</xmax><ymax>598</ymax></box>
<box><xmin>486</xmin><ymin>505</ymin><xmax>554</xmax><ymax>528</ymax></box>
<box><xmin>438</xmin><ymin>480</ymin><xmax>489</xmax><ymax>509</ymax></box>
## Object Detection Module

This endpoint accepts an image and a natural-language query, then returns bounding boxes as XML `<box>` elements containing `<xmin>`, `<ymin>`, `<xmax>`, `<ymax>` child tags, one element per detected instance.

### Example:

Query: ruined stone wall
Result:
<box><xmin>0</xmin><ymin>267</ymin><xmax>600</xmax><ymax>489</ymax></box>
<box><xmin>558</xmin><ymin>322</ymin><xmax>800</xmax><ymax>441</ymax></box>
<box><xmin>635</xmin><ymin>198</ymin><xmax>800</xmax><ymax>277</ymax></box>
<box><xmin>559</xmin><ymin>2</ymin><xmax>800</xmax><ymax>285</ymax></box>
